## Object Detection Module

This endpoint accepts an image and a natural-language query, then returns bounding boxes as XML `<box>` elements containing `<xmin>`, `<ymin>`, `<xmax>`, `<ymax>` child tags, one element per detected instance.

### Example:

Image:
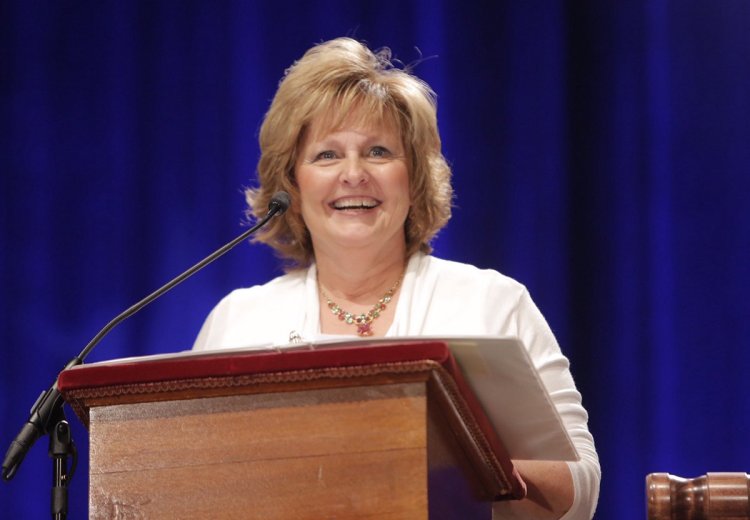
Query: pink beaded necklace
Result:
<box><xmin>319</xmin><ymin>276</ymin><xmax>403</xmax><ymax>337</ymax></box>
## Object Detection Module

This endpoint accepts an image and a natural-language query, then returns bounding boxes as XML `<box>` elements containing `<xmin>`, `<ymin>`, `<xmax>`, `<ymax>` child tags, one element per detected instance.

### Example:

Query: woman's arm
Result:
<box><xmin>494</xmin><ymin>460</ymin><xmax>574</xmax><ymax>519</ymax></box>
<box><xmin>510</xmin><ymin>288</ymin><xmax>601</xmax><ymax>519</ymax></box>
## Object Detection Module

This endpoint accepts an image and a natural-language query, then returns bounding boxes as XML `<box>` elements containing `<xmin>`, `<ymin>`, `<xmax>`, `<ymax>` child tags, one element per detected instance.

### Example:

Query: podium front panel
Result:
<box><xmin>89</xmin><ymin>383</ymin><xmax>429</xmax><ymax>519</ymax></box>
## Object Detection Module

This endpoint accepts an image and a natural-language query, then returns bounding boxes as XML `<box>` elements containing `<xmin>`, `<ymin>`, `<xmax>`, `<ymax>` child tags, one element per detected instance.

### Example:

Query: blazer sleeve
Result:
<box><xmin>509</xmin><ymin>288</ymin><xmax>601</xmax><ymax>519</ymax></box>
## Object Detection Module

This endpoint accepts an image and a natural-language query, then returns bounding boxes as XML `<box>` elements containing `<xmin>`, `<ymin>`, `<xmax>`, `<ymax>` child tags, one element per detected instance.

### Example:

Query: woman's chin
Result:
<box><xmin>322</xmin><ymin>229</ymin><xmax>405</xmax><ymax>254</ymax></box>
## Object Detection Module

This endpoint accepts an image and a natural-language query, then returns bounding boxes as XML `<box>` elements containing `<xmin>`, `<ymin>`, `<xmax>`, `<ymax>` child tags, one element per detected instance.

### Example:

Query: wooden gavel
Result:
<box><xmin>647</xmin><ymin>472</ymin><xmax>750</xmax><ymax>519</ymax></box>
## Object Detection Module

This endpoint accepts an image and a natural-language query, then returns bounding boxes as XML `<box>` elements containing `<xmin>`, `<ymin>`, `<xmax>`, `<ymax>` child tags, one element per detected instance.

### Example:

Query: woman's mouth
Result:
<box><xmin>330</xmin><ymin>197</ymin><xmax>382</xmax><ymax>210</ymax></box>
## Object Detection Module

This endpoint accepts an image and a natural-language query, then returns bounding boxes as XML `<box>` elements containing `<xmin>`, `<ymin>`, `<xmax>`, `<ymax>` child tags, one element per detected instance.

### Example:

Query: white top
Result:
<box><xmin>193</xmin><ymin>253</ymin><xmax>600</xmax><ymax>519</ymax></box>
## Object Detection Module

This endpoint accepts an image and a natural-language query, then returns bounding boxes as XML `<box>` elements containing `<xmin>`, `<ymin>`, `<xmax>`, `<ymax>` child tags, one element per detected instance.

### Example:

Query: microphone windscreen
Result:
<box><xmin>269</xmin><ymin>191</ymin><xmax>291</xmax><ymax>214</ymax></box>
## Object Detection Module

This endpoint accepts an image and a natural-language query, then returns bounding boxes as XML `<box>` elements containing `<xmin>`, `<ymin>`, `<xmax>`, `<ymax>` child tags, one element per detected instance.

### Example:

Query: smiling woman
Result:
<box><xmin>192</xmin><ymin>37</ymin><xmax>600</xmax><ymax>519</ymax></box>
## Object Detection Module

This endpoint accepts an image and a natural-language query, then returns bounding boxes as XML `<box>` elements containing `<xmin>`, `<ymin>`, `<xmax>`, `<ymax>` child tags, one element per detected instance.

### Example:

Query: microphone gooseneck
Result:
<box><xmin>1</xmin><ymin>191</ymin><xmax>290</xmax><ymax>482</ymax></box>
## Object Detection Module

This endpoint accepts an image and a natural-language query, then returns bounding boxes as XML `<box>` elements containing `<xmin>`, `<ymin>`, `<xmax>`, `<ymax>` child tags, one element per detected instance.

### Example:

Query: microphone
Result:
<box><xmin>1</xmin><ymin>191</ymin><xmax>290</xmax><ymax>481</ymax></box>
<box><xmin>267</xmin><ymin>191</ymin><xmax>290</xmax><ymax>215</ymax></box>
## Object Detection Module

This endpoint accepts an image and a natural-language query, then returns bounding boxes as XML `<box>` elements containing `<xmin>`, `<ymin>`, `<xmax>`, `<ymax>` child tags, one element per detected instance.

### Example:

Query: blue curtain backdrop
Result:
<box><xmin>2</xmin><ymin>1</ymin><xmax>749</xmax><ymax>518</ymax></box>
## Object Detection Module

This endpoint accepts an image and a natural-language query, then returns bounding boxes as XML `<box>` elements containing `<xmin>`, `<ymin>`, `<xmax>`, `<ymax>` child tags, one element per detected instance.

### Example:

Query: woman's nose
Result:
<box><xmin>339</xmin><ymin>156</ymin><xmax>368</xmax><ymax>185</ymax></box>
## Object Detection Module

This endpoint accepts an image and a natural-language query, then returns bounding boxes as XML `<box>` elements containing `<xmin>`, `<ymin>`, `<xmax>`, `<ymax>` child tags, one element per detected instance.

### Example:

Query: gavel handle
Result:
<box><xmin>647</xmin><ymin>472</ymin><xmax>750</xmax><ymax>520</ymax></box>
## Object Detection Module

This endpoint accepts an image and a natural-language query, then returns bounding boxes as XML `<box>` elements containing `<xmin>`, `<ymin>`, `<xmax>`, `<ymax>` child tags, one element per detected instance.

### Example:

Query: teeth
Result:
<box><xmin>332</xmin><ymin>198</ymin><xmax>379</xmax><ymax>210</ymax></box>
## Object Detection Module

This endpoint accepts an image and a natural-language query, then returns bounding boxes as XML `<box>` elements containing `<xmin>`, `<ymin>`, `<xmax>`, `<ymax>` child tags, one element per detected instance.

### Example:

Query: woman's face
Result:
<box><xmin>294</xmin><ymin>113</ymin><xmax>410</xmax><ymax>258</ymax></box>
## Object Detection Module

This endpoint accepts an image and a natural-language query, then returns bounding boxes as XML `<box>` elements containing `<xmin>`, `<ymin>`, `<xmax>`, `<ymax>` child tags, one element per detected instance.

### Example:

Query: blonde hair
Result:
<box><xmin>247</xmin><ymin>37</ymin><xmax>453</xmax><ymax>268</ymax></box>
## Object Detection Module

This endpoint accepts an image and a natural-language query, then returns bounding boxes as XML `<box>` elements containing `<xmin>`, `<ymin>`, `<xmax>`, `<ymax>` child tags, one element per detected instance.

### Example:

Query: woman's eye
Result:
<box><xmin>315</xmin><ymin>150</ymin><xmax>337</xmax><ymax>161</ymax></box>
<box><xmin>369</xmin><ymin>146</ymin><xmax>391</xmax><ymax>158</ymax></box>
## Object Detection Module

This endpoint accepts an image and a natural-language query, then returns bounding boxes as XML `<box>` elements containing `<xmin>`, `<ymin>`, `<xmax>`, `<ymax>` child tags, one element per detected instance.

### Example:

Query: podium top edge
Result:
<box><xmin>57</xmin><ymin>340</ymin><xmax>452</xmax><ymax>392</ymax></box>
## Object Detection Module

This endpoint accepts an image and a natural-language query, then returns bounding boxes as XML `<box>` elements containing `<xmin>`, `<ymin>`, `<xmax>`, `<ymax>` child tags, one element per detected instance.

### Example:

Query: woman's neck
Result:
<box><xmin>314</xmin><ymin>244</ymin><xmax>407</xmax><ymax>303</ymax></box>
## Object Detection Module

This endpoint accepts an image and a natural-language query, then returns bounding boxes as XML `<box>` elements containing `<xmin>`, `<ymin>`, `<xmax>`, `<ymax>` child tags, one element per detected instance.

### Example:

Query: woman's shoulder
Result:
<box><xmin>220</xmin><ymin>268</ymin><xmax>307</xmax><ymax>303</ymax></box>
<box><xmin>207</xmin><ymin>269</ymin><xmax>308</xmax><ymax>321</ymax></box>
<box><xmin>193</xmin><ymin>268</ymin><xmax>309</xmax><ymax>350</ymax></box>
<box><xmin>418</xmin><ymin>254</ymin><xmax>527</xmax><ymax>295</ymax></box>
<box><xmin>399</xmin><ymin>254</ymin><xmax>532</xmax><ymax>336</ymax></box>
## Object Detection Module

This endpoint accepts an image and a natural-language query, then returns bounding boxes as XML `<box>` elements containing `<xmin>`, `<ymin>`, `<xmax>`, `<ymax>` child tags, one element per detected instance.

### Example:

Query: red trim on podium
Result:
<box><xmin>57</xmin><ymin>341</ymin><xmax>451</xmax><ymax>391</ymax></box>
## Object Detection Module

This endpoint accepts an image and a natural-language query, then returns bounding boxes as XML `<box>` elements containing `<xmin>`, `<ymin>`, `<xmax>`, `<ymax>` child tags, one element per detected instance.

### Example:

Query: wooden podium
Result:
<box><xmin>58</xmin><ymin>341</ymin><xmax>525</xmax><ymax>519</ymax></box>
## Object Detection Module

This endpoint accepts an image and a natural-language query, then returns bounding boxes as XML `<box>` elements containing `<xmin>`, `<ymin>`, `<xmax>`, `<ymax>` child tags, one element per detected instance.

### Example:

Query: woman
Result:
<box><xmin>194</xmin><ymin>37</ymin><xmax>600</xmax><ymax>519</ymax></box>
